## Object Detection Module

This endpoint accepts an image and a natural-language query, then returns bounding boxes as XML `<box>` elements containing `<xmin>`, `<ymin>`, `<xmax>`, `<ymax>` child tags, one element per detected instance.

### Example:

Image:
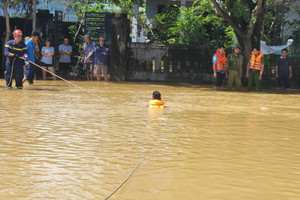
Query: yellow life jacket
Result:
<box><xmin>148</xmin><ymin>99</ymin><xmax>165</xmax><ymax>108</ymax></box>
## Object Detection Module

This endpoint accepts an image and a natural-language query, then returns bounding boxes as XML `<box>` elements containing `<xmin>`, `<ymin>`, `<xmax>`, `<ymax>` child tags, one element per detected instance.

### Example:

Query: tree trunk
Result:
<box><xmin>241</xmin><ymin>35</ymin><xmax>252</xmax><ymax>84</ymax></box>
<box><xmin>4</xmin><ymin>0</ymin><xmax>11</xmax><ymax>44</ymax></box>
<box><xmin>32</xmin><ymin>0</ymin><xmax>36</xmax><ymax>31</ymax></box>
<box><xmin>235</xmin><ymin>33</ymin><xmax>252</xmax><ymax>80</ymax></box>
<box><xmin>210</xmin><ymin>0</ymin><xmax>266</xmax><ymax>84</ymax></box>
<box><xmin>73</xmin><ymin>19</ymin><xmax>83</xmax><ymax>50</ymax></box>
<box><xmin>251</xmin><ymin>0</ymin><xmax>266</xmax><ymax>49</ymax></box>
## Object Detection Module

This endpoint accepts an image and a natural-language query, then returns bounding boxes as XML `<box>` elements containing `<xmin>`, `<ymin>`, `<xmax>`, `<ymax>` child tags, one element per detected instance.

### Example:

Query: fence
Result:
<box><xmin>126</xmin><ymin>42</ymin><xmax>300</xmax><ymax>86</ymax></box>
<box><xmin>84</xmin><ymin>12</ymin><xmax>114</xmax><ymax>45</ymax></box>
<box><xmin>126</xmin><ymin>43</ymin><xmax>214</xmax><ymax>83</ymax></box>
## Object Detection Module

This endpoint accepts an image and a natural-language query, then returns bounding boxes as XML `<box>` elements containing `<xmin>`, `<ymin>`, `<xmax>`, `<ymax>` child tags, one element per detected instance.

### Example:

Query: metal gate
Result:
<box><xmin>84</xmin><ymin>12</ymin><xmax>114</xmax><ymax>45</ymax></box>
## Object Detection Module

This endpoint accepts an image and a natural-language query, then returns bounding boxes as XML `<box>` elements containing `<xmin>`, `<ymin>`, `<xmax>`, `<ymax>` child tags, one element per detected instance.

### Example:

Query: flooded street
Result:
<box><xmin>0</xmin><ymin>79</ymin><xmax>300</xmax><ymax>200</ymax></box>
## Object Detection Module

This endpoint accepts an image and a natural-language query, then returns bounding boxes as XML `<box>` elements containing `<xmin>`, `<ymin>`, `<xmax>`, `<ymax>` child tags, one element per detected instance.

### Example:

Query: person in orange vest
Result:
<box><xmin>212</xmin><ymin>45</ymin><xmax>227</xmax><ymax>90</ymax></box>
<box><xmin>246</xmin><ymin>47</ymin><xmax>265</xmax><ymax>92</ymax></box>
<box><xmin>148</xmin><ymin>91</ymin><xmax>165</xmax><ymax>108</ymax></box>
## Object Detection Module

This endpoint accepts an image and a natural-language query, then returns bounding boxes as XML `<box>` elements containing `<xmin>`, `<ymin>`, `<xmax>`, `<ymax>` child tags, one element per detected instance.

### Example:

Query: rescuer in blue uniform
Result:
<box><xmin>4</xmin><ymin>29</ymin><xmax>29</xmax><ymax>89</ymax></box>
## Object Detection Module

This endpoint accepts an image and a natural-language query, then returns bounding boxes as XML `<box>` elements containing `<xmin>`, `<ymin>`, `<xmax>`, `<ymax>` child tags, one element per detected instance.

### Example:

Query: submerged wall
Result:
<box><xmin>126</xmin><ymin>43</ymin><xmax>213</xmax><ymax>83</ymax></box>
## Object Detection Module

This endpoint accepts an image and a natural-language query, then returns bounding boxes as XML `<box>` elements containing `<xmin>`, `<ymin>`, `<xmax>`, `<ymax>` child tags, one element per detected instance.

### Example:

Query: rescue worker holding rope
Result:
<box><xmin>4</xmin><ymin>29</ymin><xmax>29</xmax><ymax>89</ymax></box>
<box><xmin>246</xmin><ymin>47</ymin><xmax>264</xmax><ymax>92</ymax></box>
<box><xmin>212</xmin><ymin>45</ymin><xmax>227</xmax><ymax>90</ymax></box>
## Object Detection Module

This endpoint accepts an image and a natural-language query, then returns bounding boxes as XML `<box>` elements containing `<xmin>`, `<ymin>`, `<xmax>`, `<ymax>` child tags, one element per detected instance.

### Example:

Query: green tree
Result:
<box><xmin>262</xmin><ymin>0</ymin><xmax>298</xmax><ymax>45</ymax></box>
<box><xmin>152</xmin><ymin>5</ymin><xmax>180</xmax><ymax>44</ymax></box>
<box><xmin>211</xmin><ymin>0</ymin><xmax>267</xmax><ymax>62</ymax></box>
<box><xmin>152</xmin><ymin>0</ymin><xmax>233</xmax><ymax>47</ymax></box>
<box><xmin>176</xmin><ymin>0</ymin><xmax>232</xmax><ymax>46</ymax></box>
<box><xmin>0</xmin><ymin>0</ymin><xmax>29</xmax><ymax>43</ymax></box>
<box><xmin>1</xmin><ymin>0</ymin><xmax>11</xmax><ymax>44</ymax></box>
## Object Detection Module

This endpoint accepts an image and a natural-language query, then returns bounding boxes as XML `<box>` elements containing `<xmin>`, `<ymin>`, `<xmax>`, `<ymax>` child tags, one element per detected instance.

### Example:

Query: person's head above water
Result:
<box><xmin>153</xmin><ymin>91</ymin><xmax>161</xmax><ymax>100</ymax></box>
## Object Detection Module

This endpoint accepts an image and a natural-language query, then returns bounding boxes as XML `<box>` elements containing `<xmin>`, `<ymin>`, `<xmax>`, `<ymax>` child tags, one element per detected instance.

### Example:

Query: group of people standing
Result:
<box><xmin>212</xmin><ymin>45</ymin><xmax>292</xmax><ymax>91</ymax></box>
<box><xmin>4</xmin><ymin>29</ymin><xmax>109</xmax><ymax>89</ymax></box>
<box><xmin>4</xmin><ymin>29</ymin><xmax>292</xmax><ymax>91</ymax></box>
<box><xmin>81</xmin><ymin>34</ymin><xmax>109</xmax><ymax>82</ymax></box>
<box><xmin>53</xmin><ymin>35</ymin><xmax>109</xmax><ymax>82</ymax></box>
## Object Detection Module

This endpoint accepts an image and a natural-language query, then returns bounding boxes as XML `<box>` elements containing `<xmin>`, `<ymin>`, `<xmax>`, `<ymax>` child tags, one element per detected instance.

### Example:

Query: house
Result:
<box><xmin>145</xmin><ymin>0</ymin><xmax>195</xmax><ymax>19</ymax></box>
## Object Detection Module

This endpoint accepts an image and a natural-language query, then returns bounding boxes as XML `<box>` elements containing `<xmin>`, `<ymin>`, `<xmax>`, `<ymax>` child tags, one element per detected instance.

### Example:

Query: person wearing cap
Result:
<box><xmin>212</xmin><ymin>45</ymin><xmax>227</xmax><ymax>90</ymax></box>
<box><xmin>24</xmin><ymin>31</ymin><xmax>40</xmax><ymax>84</ymax></box>
<box><xmin>246</xmin><ymin>47</ymin><xmax>265</xmax><ymax>92</ymax></box>
<box><xmin>226</xmin><ymin>45</ymin><xmax>243</xmax><ymax>90</ymax></box>
<box><xmin>41</xmin><ymin>38</ymin><xmax>56</xmax><ymax>80</ymax></box>
<box><xmin>94</xmin><ymin>37</ymin><xmax>109</xmax><ymax>82</ymax></box>
<box><xmin>82</xmin><ymin>34</ymin><xmax>95</xmax><ymax>81</ymax></box>
<box><xmin>4</xmin><ymin>29</ymin><xmax>29</xmax><ymax>89</ymax></box>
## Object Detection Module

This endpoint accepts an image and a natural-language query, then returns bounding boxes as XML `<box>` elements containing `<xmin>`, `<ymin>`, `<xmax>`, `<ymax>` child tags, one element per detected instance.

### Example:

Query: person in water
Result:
<box><xmin>148</xmin><ymin>91</ymin><xmax>165</xmax><ymax>107</ymax></box>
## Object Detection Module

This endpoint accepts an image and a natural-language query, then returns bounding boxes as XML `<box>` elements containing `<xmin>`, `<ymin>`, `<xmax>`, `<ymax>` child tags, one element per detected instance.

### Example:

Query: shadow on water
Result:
<box><xmin>36</xmin><ymin>84</ymin><xmax>69</xmax><ymax>87</ymax></box>
<box><xmin>24</xmin><ymin>88</ymin><xmax>60</xmax><ymax>91</ymax></box>
<box><xmin>2</xmin><ymin>80</ymin><xmax>300</xmax><ymax>95</ymax></box>
<box><xmin>127</xmin><ymin>81</ymin><xmax>300</xmax><ymax>95</ymax></box>
<box><xmin>1</xmin><ymin>86</ymin><xmax>60</xmax><ymax>92</ymax></box>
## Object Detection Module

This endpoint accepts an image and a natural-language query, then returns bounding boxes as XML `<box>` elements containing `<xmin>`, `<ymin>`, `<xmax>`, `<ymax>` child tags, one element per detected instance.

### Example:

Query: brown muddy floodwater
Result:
<box><xmin>0</xmin><ymin>79</ymin><xmax>300</xmax><ymax>200</ymax></box>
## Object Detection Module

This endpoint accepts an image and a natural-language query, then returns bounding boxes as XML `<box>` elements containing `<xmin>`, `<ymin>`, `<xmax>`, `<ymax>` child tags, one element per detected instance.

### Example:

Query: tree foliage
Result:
<box><xmin>211</xmin><ymin>0</ymin><xmax>267</xmax><ymax>57</ymax></box>
<box><xmin>151</xmin><ymin>0</ymin><xmax>233</xmax><ymax>47</ymax></box>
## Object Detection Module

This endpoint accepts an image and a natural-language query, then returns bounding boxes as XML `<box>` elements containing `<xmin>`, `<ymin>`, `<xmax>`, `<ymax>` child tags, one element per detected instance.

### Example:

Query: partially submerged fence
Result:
<box><xmin>125</xmin><ymin>42</ymin><xmax>300</xmax><ymax>86</ymax></box>
<box><xmin>126</xmin><ymin>43</ymin><xmax>214</xmax><ymax>83</ymax></box>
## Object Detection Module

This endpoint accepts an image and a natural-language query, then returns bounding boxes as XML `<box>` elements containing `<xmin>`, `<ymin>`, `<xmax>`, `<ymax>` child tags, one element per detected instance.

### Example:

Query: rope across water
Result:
<box><xmin>19</xmin><ymin>57</ymin><xmax>141</xmax><ymax>199</ymax></box>
<box><xmin>19</xmin><ymin>57</ymin><xmax>103</xmax><ymax>100</ymax></box>
<box><xmin>103</xmin><ymin>160</ymin><xmax>141</xmax><ymax>200</ymax></box>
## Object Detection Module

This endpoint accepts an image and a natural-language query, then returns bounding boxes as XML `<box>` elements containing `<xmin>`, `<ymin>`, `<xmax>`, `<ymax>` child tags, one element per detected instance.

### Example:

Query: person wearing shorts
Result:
<box><xmin>94</xmin><ymin>37</ymin><xmax>109</xmax><ymax>82</ymax></box>
<box><xmin>59</xmin><ymin>38</ymin><xmax>72</xmax><ymax>80</ymax></box>
<box><xmin>41</xmin><ymin>38</ymin><xmax>56</xmax><ymax>80</ymax></box>
<box><xmin>82</xmin><ymin>34</ymin><xmax>95</xmax><ymax>81</ymax></box>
